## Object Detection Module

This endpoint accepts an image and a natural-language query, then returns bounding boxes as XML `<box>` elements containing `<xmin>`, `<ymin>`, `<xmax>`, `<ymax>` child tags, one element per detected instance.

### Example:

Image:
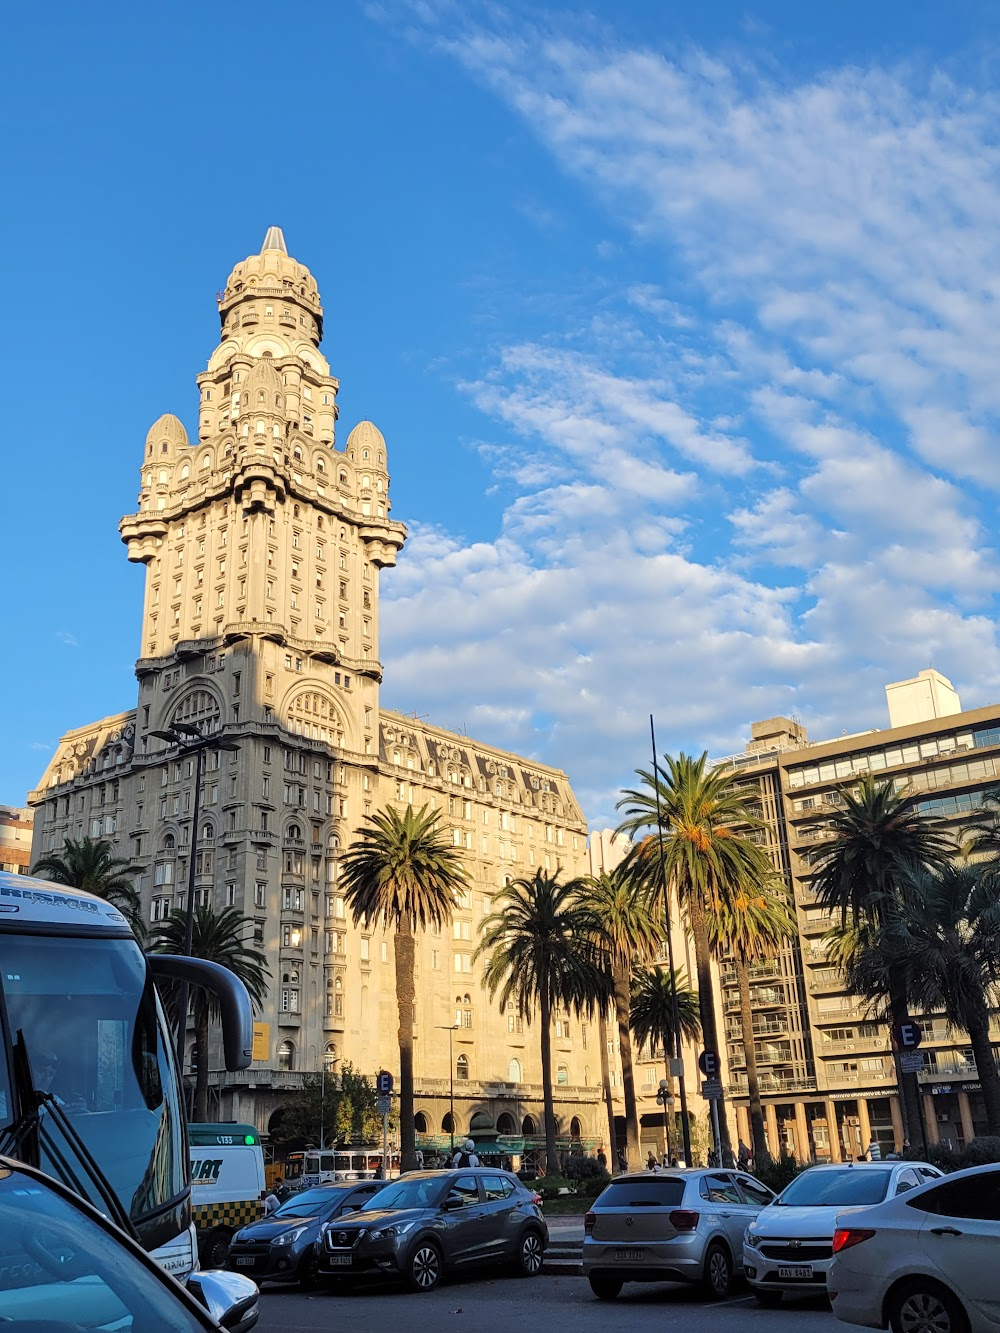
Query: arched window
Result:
<box><xmin>179</xmin><ymin>462</ymin><xmax>190</xmax><ymax>481</ymax></box>
<box><xmin>507</xmin><ymin>1058</ymin><xmax>521</xmax><ymax>1084</ymax></box>
<box><xmin>317</xmin><ymin>516</ymin><xmax>324</xmax><ymax>530</ymax></box>
<box><xmin>338</xmin><ymin>470</ymin><xmax>348</xmax><ymax>484</ymax></box>
<box><xmin>521</xmin><ymin>1115</ymin><xmax>536</xmax><ymax>1136</ymax></box>
<box><xmin>162</xmin><ymin>833</ymin><xmax>176</xmax><ymax>851</ymax></box>
<box><xmin>316</xmin><ymin>457</ymin><xmax>325</xmax><ymax>473</ymax></box>
<box><xmin>199</xmin><ymin>453</ymin><xmax>211</xmax><ymax>471</ymax></box>
<box><xmin>293</xmin><ymin>504</ymin><xmax>300</xmax><ymax>518</ymax></box>
<box><xmin>442</xmin><ymin>1112</ymin><xmax>454</xmax><ymax>1133</ymax></box>
<box><xmin>456</xmin><ymin>1054</ymin><xmax>469</xmax><ymax>1082</ymax></box>
<box><xmin>570</xmin><ymin>1117</ymin><xmax>583</xmax><ymax>1139</ymax></box>
<box><xmin>293</xmin><ymin>446</ymin><xmax>303</xmax><ymax>460</ymax></box>
<box><xmin>287</xmin><ymin>823</ymin><xmax>301</xmax><ymax>841</ymax></box>
<box><xmin>201</xmin><ymin>821</ymin><xmax>214</xmax><ymax>842</ymax></box>
<box><xmin>277</xmin><ymin>1040</ymin><xmax>295</xmax><ymax>1072</ymax></box>
<box><xmin>324</xmin><ymin>1041</ymin><xmax>338</xmax><ymax>1070</ymax></box>
<box><xmin>557</xmin><ymin>1065</ymin><xmax>569</xmax><ymax>1086</ymax></box>
<box><xmin>456</xmin><ymin>994</ymin><xmax>472</xmax><ymax>1029</ymax></box>
<box><xmin>414</xmin><ymin>1112</ymin><xmax>428</xmax><ymax>1134</ymax></box>
<box><xmin>497</xmin><ymin>1112</ymin><xmax>516</xmax><ymax>1134</ymax></box>
<box><xmin>158</xmin><ymin>468</ymin><xmax>168</xmax><ymax>484</ymax></box>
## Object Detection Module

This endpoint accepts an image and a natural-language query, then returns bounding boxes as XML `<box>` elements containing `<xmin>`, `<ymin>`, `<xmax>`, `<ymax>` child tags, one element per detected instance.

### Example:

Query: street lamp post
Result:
<box><xmin>435</xmin><ymin>1023</ymin><xmax>459</xmax><ymax>1157</ymax></box>
<box><xmin>657</xmin><ymin>1079</ymin><xmax>675</xmax><ymax>1162</ymax></box>
<box><xmin>318</xmin><ymin>1052</ymin><xmax>335</xmax><ymax>1152</ymax></box>
<box><xmin>150</xmin><ymin>722</ymin><xmax>240</xmax><ymax>1073</ymax></box>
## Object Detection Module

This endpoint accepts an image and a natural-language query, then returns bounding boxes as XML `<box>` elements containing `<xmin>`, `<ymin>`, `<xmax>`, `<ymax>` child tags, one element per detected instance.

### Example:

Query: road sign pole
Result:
<box><xmin>383</xmin><ymin>1106</ymin><xmax>389</xmax><ymax>1179</ymax></box>
<box><xmin>710</xmin><ymin>1095</ymin><xmax>722</xmax><ymax>1166</ymax></box>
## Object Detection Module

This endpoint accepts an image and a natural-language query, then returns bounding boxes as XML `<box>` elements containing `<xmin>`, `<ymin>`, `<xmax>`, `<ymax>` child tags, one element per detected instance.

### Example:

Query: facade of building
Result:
<box><xmin>0</xmin><ymin>805</ymin><xmax>33</xmax><ymax>874</ymax></box>
<box><xmin>28</xmin><ymin>228</ymin><xmax>606</xmax><ymax>1154</ymax></box>
<box><xmin>715</xmin><ymin>670</ymin><xmax>1000</xmax><ymax>1161</ymax></box>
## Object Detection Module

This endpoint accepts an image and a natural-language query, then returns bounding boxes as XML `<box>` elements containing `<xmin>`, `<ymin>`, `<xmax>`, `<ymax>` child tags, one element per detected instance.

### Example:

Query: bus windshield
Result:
<box><xmin>0</xmin><ymin>932</ymin><xmax>186</xmax><ymax>1237</ymax></box>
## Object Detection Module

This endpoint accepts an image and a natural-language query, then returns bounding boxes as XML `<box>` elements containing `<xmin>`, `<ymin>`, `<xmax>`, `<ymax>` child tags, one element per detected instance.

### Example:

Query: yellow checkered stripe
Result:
<box><xmin>192</xmin><ymin>1199</ymin><xmax>263</xmax><ymax>1233</ymax></box>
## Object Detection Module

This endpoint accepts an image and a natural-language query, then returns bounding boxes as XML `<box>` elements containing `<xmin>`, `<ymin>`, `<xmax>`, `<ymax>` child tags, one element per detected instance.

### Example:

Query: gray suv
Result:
<box><xmin>583</xmin><ymin>1168</ymin><xmax>775</xmax><ymax>1301</ymax></box>
<box><xmin>318</xmin><ymin>1168</ymin><xmax>547</xmax><ymax>1292</ymax></box>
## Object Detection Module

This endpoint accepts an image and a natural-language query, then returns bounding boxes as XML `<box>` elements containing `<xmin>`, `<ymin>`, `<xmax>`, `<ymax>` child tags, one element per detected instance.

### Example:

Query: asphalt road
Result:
<box><xmin>256</xmin><ymin>1275</ymin><xmax>871</xmax><ymax>1333</ymax></box>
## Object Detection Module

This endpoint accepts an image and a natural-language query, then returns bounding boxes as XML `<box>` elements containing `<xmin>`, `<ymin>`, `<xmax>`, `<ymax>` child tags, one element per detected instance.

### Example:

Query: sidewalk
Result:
<box><xmin>543</xmin><ymin>1213</ymin><xmax>584</xmax><ymax>1275</ymax></box>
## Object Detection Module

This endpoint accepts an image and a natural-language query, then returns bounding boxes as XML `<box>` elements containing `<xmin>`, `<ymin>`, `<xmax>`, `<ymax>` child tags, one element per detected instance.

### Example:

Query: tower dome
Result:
<box><xmin>345</xmin><ymin>420</ymin><xmax>386</xmax><ymax>460</ymax></box>
<box><xmin>144</xmin><ymin>413</ymin><xmax>189</xmax><ymax>460</ymax></box>
<box><xmin>217</xmin><ymin>226</ymin><xmax>324</xmax><ymax>339</ymax></box>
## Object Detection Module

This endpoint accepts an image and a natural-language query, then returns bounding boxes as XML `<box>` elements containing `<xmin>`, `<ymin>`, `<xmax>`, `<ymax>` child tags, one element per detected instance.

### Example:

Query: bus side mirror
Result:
<box><xmin>146</xmin><ymin>955</ymin><xmax>254</xmax><ymax>1071</ymax></box>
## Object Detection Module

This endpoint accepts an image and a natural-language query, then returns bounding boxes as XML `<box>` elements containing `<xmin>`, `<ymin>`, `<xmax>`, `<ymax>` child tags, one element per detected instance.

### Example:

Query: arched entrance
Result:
<box><xmin>414</xmin><ymin>1112</ymin><xmax>428</xmax><ymax>1134</ymax></box>
<box><xmin>570</xmin><ymin>1116</ymin><xmax>583</xmax><ymax>1140</ymax></box>
<box><xmin>521</xmin><ymin>1115</ymin><xmax>537</xmax><ymax>1135</ymax></box>
<box><xmin>469</xmin><ymin>1111</ymin><xmax>494</xmax><ymax>1134</ymax></box>
<box><xmin>496</xmin><ymin>1112</ymin><xmax>516</xmax><ymax>1135</ymax></box>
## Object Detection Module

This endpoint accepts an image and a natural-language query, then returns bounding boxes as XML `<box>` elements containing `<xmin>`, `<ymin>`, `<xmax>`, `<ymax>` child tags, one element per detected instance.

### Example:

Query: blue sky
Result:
<box><xmin>5</xmin><ymin>0</ymin><xmax>1000</xmax><ymax>826</ymax></box>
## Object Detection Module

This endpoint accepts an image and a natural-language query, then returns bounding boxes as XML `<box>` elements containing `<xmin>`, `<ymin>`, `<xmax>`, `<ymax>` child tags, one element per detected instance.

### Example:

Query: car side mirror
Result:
<box><xmin>341</xmin><ymin>1205</ymin><xmax>356</xmax><ymax>1214</ymax></box>
<box><xmin>186</xmin><ymin>1270</ymin><xmax>258</xmax><ymax>1332</ymax></box>
<box><xmin>444</xmin><ymin>1197</ymin><xmax>465</xmax><ymax>1212</ymax></box>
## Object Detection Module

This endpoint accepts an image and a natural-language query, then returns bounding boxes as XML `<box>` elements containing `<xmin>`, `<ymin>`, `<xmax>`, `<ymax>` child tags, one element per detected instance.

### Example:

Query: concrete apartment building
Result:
<box><xmin>715</xmin><ymin>669</ymin><xmax>1000</xmax><ymax>1161</ymax></box>
<box><xmin>28</xmin><ymin>228</ymin><xmax>611</xmax><ymax>1154</ymax></box>
<box><xmin>0</xmin><ymin>805</ymin><xmax>33</xmax><ymax>874</ymax></box>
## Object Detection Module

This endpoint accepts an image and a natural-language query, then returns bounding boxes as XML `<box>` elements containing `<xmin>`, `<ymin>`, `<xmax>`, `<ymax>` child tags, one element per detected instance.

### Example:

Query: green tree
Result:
<box><xmin>151</xmin><ymin>905</ymin><xmax>269</xmax><ymax>1121</ymax></box>
<box><xmin>707</xmin><ymin>885</ymin><xmax>796</xmax><ymax>1165</ymax></box>
<box><xmin>339</xmin><ymin>804</ymin><xmax>469</xmax><ymax>1172</ymax></box>
<box><xmin>810</xmin><ymin>773</ymin><xmax>952</xmax><ymax>1142</ymax></box>
<box><xmin>963</xmin><ymin>786</ymin><xmax>1000</xmax><ymax>859</ymax></box>
<box><xmin>630</xmin><ymin>965</ymin><xmax>701</xmax><ymax>1158</ymax></box>
<box><xmin>477</xmin><ymin>870</ymin><xmax>607</xmax><ymax>1176</ymax></box>
<box><xmin>32</xmin><ymin>836</ymin><xmax>142</xmax><ymax>935</ymax></box>
<box><xmin>617</xmin><ymin>751</ymin><xmax>775</xmax><ymax>1154</ymax></box>
<box><xmin>582</xmin><ymin>871</ymin><xmax>662</xmax><ymax>1170</ymax></box>
<box><xmin>271</xmin><ymin>1063</ymin><xmax>383</xmax><ymax>1148</ymax></box>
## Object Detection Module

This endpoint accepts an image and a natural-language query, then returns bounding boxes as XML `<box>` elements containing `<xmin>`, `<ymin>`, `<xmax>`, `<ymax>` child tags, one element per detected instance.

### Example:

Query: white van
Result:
<box><xmin>188</xmin><ymin>1122</ymin><xmax>265</xmax><ymax>1266</ymax></box>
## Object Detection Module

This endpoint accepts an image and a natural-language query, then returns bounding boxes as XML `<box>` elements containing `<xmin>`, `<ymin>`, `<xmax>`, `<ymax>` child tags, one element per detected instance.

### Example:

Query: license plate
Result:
<box><xmin>778</xmin><ymin>1264</ymin><xmax>814</xmax><ymax>1279</ymax></box>
<box><xmin>327</xmin><ymin>1254</ymin><xmax>352</xmax><ymax>1266</ymax></box>
<box><xmin>615</xmin><ymin>1248</ymin><xmax>644</xmax><ymax>1262</ymax></box>
<box><xmin>235</xmin><ymin>1257</ymin><xmax>256</xmax><ymax>1268</ymax></box>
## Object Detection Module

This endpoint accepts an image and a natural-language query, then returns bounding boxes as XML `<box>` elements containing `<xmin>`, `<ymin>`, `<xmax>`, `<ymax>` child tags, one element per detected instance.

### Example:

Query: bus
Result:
<box><xmin>283</xmin><ymin>1145</ymin><xmax>399</xmax><ymax>1189</ymax></box>
<box><xmin>0</xmin><ymin>870</ymin><xmax>253</xmax><ymax>1282</ymax></box>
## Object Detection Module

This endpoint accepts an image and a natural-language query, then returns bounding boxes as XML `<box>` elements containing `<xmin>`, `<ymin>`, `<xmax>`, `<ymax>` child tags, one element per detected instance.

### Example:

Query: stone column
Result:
<box><xmin>958</xmin><ymin>1090</ymin><xmax>975</xmax><ymax>1146</ymax></box>
<box><xmin>826</xmin><ymin>1101</ymin><xmax>842</xmax><ymax>1162</ymax></box>
<box><xmin>794</xmin><ymin>1102</ymin><xmax>811</xmax><ymax>1163</ymax></box>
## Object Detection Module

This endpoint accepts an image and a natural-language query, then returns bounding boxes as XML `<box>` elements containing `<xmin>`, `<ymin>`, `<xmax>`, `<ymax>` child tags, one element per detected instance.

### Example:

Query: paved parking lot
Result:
<box><xmin>256</xmin><ymin>1275</ymin><xmax>870</xmax><ymax>1333</ymax></box>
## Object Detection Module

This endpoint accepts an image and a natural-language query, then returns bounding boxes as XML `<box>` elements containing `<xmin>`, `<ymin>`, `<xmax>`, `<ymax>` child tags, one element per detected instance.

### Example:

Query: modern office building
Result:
<box><xmin>28</xmin><ymin>228</ymin><xmax>606</xmax><ymax>1152</ymax></box>
<box><xmin>0</xmin><ymin>805</ymin><xmax>33</xmax><ymax>874</ymax></box>
<box><xmin>715</xmin><ymin>670</ymin><xmax>1000</xmax><ymax>1160</ymax></box>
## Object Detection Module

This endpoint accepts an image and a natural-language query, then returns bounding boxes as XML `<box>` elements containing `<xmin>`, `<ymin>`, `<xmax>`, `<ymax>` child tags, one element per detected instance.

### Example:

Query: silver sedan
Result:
<box><xmin>582</xmin><ymin>1168</ymin><xmax>776</xmax><ymax>1301</ymax></box>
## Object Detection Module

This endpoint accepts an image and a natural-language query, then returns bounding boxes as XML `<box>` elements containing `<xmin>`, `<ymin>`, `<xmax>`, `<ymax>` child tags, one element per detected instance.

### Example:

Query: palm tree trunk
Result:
<box><xmin>394</xmin><ymin>924</ymin><xmax>417</xmax><ymax>1172</ymax></box>
<box><xmin>736</xmin><ymin>957</ymin><xmax>770</xmax><ymax>1165</ymax></box>
<box><xmin>614</xmin><ymin>961</ymin><xmax>641</xmax><ymax>1170</ymax></box>
<box><xmin>967</xmin><ymin>1008</ymin><xmax>1000</xmax><ymax>1137</ymax></box>
<box><xmin>688</xmin><ymin>893</ymin><xmax>732</xmax><ymax>1155</ymax></box>
<box><xmin>194</xmin><ymin>1002</ymin><xmax>209</xmax><ymax>1123</ymax></box>
<box><xmin>888</xmin><ymin>969</ymin><xmax>922</xmax><ymax>1147</ymax></box>
<box><xmin>597</xmin><ymin>1006</ymin><xmax>617</xmax><ymax>1169</ymax></box>
<box><xmin>539</xmin><ymin>976</ymin><xmax>559</xmax><ymax>1177</ymax></box>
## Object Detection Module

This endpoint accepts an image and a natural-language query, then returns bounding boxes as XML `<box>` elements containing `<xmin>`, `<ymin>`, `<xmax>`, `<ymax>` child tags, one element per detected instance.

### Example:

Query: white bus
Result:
<box><xmin>0</xmin><ymin>869</ymin><xmax>253</xmax><ymax>1284</ymax></box>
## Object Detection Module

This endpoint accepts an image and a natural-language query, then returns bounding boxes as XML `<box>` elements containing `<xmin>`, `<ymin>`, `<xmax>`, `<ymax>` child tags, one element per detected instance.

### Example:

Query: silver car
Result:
<box><xmin>582</xmin><ymin>1168</ymin><xmax>776</xmax><ymax>1300</ymax></box>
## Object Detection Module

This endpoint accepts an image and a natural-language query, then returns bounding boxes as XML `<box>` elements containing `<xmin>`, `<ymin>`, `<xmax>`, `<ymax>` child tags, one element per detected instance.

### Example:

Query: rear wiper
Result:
<box><xmin>0</xmin><ymin>1031</ymin><xmax>140</xmax><ymax>1245</ymax></box>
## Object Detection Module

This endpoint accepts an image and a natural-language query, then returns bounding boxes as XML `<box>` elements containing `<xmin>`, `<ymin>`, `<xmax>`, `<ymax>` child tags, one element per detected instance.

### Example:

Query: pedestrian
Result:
<box><xmin>415</xmin><ymin>1149</ymin><xmax>424</xmax><ymax>1169</ymax></box>
<box><xmin>867</xmin><ymin>1137</ymin><xmax>882</xmax><ymax>1161</ymax></box>
<box><xmin>452</xmin><ymin>1138</ymin><xmax>480</xmax><ymax>1168</ymax></box>
<box><xmin>646</xmin><ymin>1151</ymin><xmax>656</xmax><ymax>1171</ymax></box>
<box><xmin>617</xmin><ymin>1148</ymin><xmax>627</xmax><ymax>1173</ymax></box>
<box><xmin>597</xmin><ymin>1146</ymin><xmax>607</xmax><ymax>1170</ymax></box>
<box><xmin>722</xmin><ymin>1145</ymin><xmax>736</xmax><ymax>1168</ymax></box>
<box><xmin>670</xmin><ymin>1156</ymin><xmax>679</xmax><ymax>1169</ymax></box>
<box><xmin>263</xmin><ymin>1189</ymin><xmax>280</xmax><ymax>1215</ymax></box>
<box><xmin>738</xmin><ymin>1139</ymin><xmax>751</xmax><ymax>1169</ymax></box>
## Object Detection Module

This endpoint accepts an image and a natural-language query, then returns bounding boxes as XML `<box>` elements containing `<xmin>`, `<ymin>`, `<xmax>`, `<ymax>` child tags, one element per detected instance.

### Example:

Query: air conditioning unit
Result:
<box><xmin>936</xmin><ymin>1112</ymin><xmax>951</xmax><ymax>1124</ymax></box>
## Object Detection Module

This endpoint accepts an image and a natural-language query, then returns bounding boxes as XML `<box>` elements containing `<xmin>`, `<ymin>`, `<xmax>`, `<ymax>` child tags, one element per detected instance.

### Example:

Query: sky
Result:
<box><xmin>5</xmin><ymin>0</ymin><xmax>1000</xmax><ymax>828</ymax></box>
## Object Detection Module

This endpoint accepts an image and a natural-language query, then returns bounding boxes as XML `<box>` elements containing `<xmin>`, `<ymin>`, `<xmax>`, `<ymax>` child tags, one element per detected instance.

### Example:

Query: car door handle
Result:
<box><xmin>930</xmin><ymin>1227</ymin><xmax>962</xmax><ymax>1236</ymax></box>
<box><xmin>719</xmin><ymin>1211</ymin><xmax>732</xmax><ymax>1218</ymax></box>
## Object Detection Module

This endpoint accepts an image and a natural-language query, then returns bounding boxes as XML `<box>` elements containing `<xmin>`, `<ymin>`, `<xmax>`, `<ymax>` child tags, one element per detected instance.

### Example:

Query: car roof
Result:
<box><xmin>799</xmin><ymin>1161</ymin><xmax>933</xmax><ymax>1171</ymax></box>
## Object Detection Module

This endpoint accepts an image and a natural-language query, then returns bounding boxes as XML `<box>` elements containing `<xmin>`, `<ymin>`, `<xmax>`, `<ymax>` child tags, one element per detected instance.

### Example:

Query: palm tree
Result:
<box><xmin>477</xmin><ymin>870</ymin><xmax>606</xmax><ymax>1176</ymax></box>
<box><xmin>963</xmin><ymin>786</ymin><xmax>1000</xmax><ymax>859</ymax></box>
<box><xmin>582</xmin><ymin>871</ymin><xmax>663</xmax><ymax>1169</ymax></box>
<box><xmin>32</xmin><ymin>836</ymin><xmax>142</xmax><ymax>935</ymax></box>
<box><xmin>339</xmin><ymin>804</ymin><xmax>469</xmax><ymax>1172</ymax></box>
<box><xmin>630</xmin><ymin>966</ymin><xmax>701</xmax><ymax>1156</ymax></box>
<box><xmin>809</xmin><ymin>773</ymin><xmax>952</xmax><ymax>1141</ymax></box>
<box><xmin>151</xmin><ymin>905</ymin><xmax>269</xmax><ymax>1120</ymax></box>
<box><xmin>898</xmin><ymin>864</ymin><xmax>1000</xmax><ymax>1136</ymax></box>
<box><xmin>617</xmin><ymin>751</ymin><xmax>775</xmax><ymax>1154</ymax></box>
<box><xmin>707</xmin><ymin>885</ymin><xmax>796</xmax><ymax>1165</ymax></box>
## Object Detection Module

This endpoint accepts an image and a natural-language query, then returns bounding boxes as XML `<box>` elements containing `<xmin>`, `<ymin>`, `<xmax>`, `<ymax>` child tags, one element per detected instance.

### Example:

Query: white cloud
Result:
<box><xmin>374</xmin><ymin>5</ymin><xmax>1000</xmax><ymax>825</ymax></box>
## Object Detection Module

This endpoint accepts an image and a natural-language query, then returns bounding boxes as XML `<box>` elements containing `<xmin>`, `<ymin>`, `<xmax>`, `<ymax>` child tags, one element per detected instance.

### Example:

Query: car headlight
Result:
<box><xmin>369</xmin><ymin>1221</ymin><xmax>416</xmax><ymax>1240</ymax></box>
<box><xmin>272</xmin><ymin>1226</ymin><xmax>309</xmax><ymax>1247</ymax></box>
<box><xmin>745</xmin><ymin>1230</ymin><xmax>762</xmax><ymax>1248</ymax></box>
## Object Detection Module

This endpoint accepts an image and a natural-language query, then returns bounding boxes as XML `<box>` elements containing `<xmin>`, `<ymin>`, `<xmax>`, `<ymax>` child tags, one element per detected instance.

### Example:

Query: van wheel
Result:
<box><xmin>702</xmin><ymin>1243</ymin><xmax>733</xmax><ymax>1299</ymax></box>
<box><xmin>201</xmin><ymin>1228</ymin><xmax>232</xmax><ymax>1269</ymax></box>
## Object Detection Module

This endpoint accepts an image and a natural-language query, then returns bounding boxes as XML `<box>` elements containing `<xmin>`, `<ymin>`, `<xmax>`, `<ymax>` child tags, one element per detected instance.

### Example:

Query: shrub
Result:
<box><xmin>902</xmin><ymin>1142</ymin><xmax>961</xmax><ymax>1172</ymax></box>
<box><xmin>563</xmin><ymin>1155</ymin><xmax>608</xmax><ymax>1182</ymax></box>
<box><xmin>960</xmin><ymin>1136</ymin><xmax>1000</xmax><ymax>1167</ymax></box>
<box><xmin>533</xmin><ymin>1175</ymin><xmax>575</xmax><ymax>1200</ymax></box>
<box><xmin>754</xmin><ymin>1152</ymin><xmax>800</xmax><ymax>1196</ymax></box>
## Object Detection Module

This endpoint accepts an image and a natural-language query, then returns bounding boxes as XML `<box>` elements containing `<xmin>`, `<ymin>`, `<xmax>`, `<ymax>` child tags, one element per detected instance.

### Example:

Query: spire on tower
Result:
<box><xmin>261</xmin><ymin>225</ymin><xmax>287</xmax><ymax>254</ymax></box>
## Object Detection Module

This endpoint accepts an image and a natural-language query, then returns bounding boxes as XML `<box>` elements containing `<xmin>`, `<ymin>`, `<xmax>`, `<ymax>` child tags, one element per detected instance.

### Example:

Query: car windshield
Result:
<box><xmin>776</xmin><ymin>1168</ymin><xmax>891</xmax><ymax>1207</ymax></box>
<box><xmin>0</xmin><ymin>1162</ymin><xmax>209</xmax><ymax>1329</ymax></box>
<box><xmin>597</xmin><ymin>1177</ymin><xmax>686</xmax><ymax>1208</ymax></box>
<box><xmin>274</xmin><ymin>1188</ymin><xmax>340</xmax><ymax>1218</ymax></box>
<box><xmin>365</xmin><ymin>1175</ymin><xmax>446</xmax><ymax>1211</ymax></box>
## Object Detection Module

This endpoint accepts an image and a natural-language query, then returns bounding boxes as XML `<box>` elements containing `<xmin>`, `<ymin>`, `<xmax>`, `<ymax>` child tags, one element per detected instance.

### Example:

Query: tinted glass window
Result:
<box><xmin>366</xmin><ymin>1176</ymin><xmax>444</xmax><ymax>1211</ymax></box>
<box><xmin>777</xmin><ymin>1168</ymin><xmax>890</xmax><ymax>1207</ymax></box>
<box><xmin>736</xmin><ymin>1176</ymin><xmax>774</xmax><ymax>1206</ymax></box>
<box><xmin>597</xmin><ymin>1178</ymin><xmax>686</xmax><ymax>1208</ymax></box>
<box><xmin>894</xmin><ymin>1170</ymin><xmax>918</xmax><ymax>1194</ymax></box>
<box><xmin>915</xmin><ymin>1174</ymin><xmax>1000</xmax><ymax>1221</ymax></box>
<box><xmin>274</xmin><ymin>1188</ymin><xmax>340</xmax><ymax>1217</ymax></box>
<box><xmin>483</xmin><ymin>1175</ymin><xmax>514</xmax><ymax>1201</ymax></box>
<box><xmin>446</xmin><ymin>1176</ymin><xmax>481</xmax><ymax>1209</ymax></box>
<box><xmin>701</xmin><ymin>1174</ymin><xmax>742</xmax><ymax>1205</ymax></box>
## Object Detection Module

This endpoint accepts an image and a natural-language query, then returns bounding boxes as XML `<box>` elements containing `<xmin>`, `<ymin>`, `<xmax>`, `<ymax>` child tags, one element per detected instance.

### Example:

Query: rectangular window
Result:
<box><xmin>360</xmin><ymin>938</ymin><xmax>370</xmax><ymax>961</ymax></box>
<box><xmin>255</xmin><ymin>882</ymin><xmax>266</xmax><ymax>908</ymax></box>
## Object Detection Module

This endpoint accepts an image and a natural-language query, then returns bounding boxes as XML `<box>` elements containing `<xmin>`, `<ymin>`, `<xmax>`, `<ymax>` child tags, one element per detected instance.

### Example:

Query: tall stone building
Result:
<box><xmin>714</xmin><ymin>670</ymin><xmax>1000</xmax><ymax>1161</ymax></box>
<box><xmin>29</xmin><ymin>229</ymin><xmax>604</xmax><ymax>1155</ymax></box>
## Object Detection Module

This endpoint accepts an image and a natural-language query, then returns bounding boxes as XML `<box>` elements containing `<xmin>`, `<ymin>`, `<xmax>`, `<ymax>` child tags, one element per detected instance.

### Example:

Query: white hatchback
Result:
<box><xmin>743</xmin><ymin>1161</ymin><xmax>941</xmax><ymax>1305</ymax></box>
<box><xmin>828</xmin><ymin>1163</ymin><xmax>1000</xmax><ymax>1333</ymax></box>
